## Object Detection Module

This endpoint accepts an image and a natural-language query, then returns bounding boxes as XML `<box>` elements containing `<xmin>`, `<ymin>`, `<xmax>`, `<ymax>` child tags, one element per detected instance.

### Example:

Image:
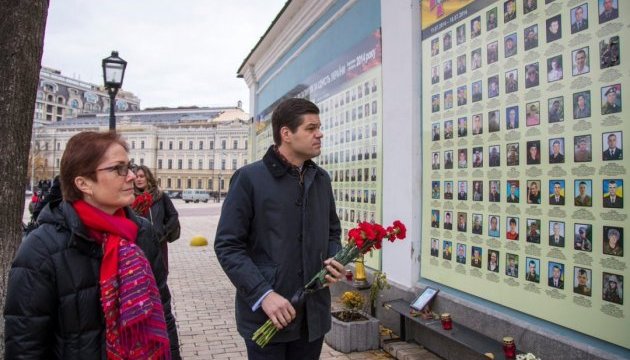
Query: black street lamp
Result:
<box><xmin>218</xmin><ymin>174</ymin><xmax>222</xmax><ymax>202</ymax></box>
<box><xmin>102</xmin><ymin>51</ymin><xmax>127</xmax><ymax>131</ymax></box>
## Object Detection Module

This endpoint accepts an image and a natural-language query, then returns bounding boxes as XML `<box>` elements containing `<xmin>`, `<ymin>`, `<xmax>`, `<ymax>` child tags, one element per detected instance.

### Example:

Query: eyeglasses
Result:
<box><xmin>96</xmin><ymin>162</ymin><xmax>137</xmax><ymax>176</ymax></box>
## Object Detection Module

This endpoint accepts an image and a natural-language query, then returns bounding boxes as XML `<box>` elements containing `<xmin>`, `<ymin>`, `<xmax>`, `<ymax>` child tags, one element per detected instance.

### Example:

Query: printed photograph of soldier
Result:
<box><xmin>431</xmin><ymin>210</ymin><xmax>440</xmax><ymax>228</ymax></box>
<box><xmin>504</xmin><ymin>33</ymin><xmax>517</xmax><ymax>58</ymax></box>
<box><xmin>457</xmin><ymin>54</ymin><xmax>467</xmax><ymax>76</ymax></box>
<box><xmin>472</xmin><ymin>114</ymin><xmax>483</xmax><ymax>135</ymax></box>
<box><xmin>443</xmin><ymin>60</ymin><xmax>453</xmax><ymax>81</ymax></box>
<box><xmin>489</xmin><ymin>215</ymin><xmax>500</xmax><ymax>238</ymax></box>
<box><xmin>472</xmin><ymin>80</ymin><xmax>482</xmax><ymax>102</ymax></box>
<box><xmin>602</xmin><ymin>273</ymin><xmax>623</xmax><ymax>305</ymax></box>
<box><xmin>457</xmin><ymin>180</ymin><xmax>468</xmax><ymax>201</ymax></box>
<box><xmin>432</xmin><ymin>181</ymin><xmax>440</xmax><ymax>199</ymax></box>
<box><xmin>573</xmin><ymin>90</ymin><xmax>591</xmax><ymax>119</ymax></box>
<box><xmin>430</xmin><ymin>238</ymin><xmax>439</xmax><ymax>257</ymax></box>
<box><xmin>488</xmin><ymin>42</ymin><xmax>499</xmax><ymax>65</ymax></box>
<box><xmin>456</xmin><ymin>24</ymin><xmax>466</xmax><ymax>45</ymax></box>
<box><xmin>549</xmin><ymin>180</ymin><xmax>566</xmax><ymax>206</ymax></box>
<box><xmin>572</xmin><ymin>47</ymin><xmax>590</xmax><ymax>76</ymax></box>
<box><xmin>574</xmin><ymin>180</ymin><xmax>592</xmax><ymax>207</ymax></box>
<box><xmin>456</xmin><ymin>243</ymin><xmax>467</xmax><ymax>264</ymax></box>
<box><xmin>443</xmin><ymin>31</ymin><xmax>452</xmax><ymax>51</ymax></box>
<box><xmin>488</xmin><ymin>145</ymin><xmax>500</xmax><ymax>167</ymax></box>
<box><xmin>547</xmin><ymin>55</ymin><xmax>563</xmax><ymax>82</ymax></box>
<box><xmin>599</xmin><ymin>36</ymin><xmax>620</xmax><ymax>69</ymax></box>
<box><xmin>506</xmin><ymin>217</ymin><xmax>519</xmax><ymax>240</ymax></box>
<box><xmin>506</xmin><ymin>180</ymin><xmax>520</xmax><ymax>203</ymax></box>
<box><xmin>471</xmin><ymin>48</ymin><xmax>482</xmax><ymax>70</ymax></box>
<box><xmin>548</xmin><ymin>262</ymin><xmax>565</xmax><ymax>289</ymax></box>
<box><xmin>472</xmin><ymin>181</ymin><xmax>483</xmax><ymax>202</ymax></box>
<box><xmin>458</xmin><ymin>149</ymin><xmax>468</xmax><ymax>169</ymax></box>
<box><xmin>472</xmin><ymin>214</ymin><xmax>483</xmax><ymax>235</ymax></box>
<box><xmin>524</xmin><ymin>0</ymin><xmax>537</xmax><ymax>14</ymax></box>
<box><xmin>471</xmin><ymin>246</ymin><xmax>483</xmax><ymax>268</ymax></box>
<box><xmin>526</xmin><ymin>140</ymin><xmax>541</xmax><ymax>165</ymax></box>
<box><xmin>444</xmin><ymin>89</ymin><xmax>453</xmax><ymax>110</ymax></box>
<box><xmin>527</xmin><ymin>180</ymin><xmax>541</xmax><ymax>204</ymax></box>
<box><xmin>549</xmin><ymin>221</ymin><xmax>565</xmax><ymax>247</ymax></box>
<box><xmin>457</xmin><ymin>212</ymin><xmax>467</xmax><ymax>232</ymax></box>
<box><xmin>444</xmin><ymin>181</ymin><xmax>453</xmax><ymax>200</ymax></box>
<box><xmin>458</xmin><ymin>117</ymin><xmax>468</xmax><ymax>137</ymax></box>
<box><xmin>598</xmin><ymin>0</ymin><xmax>619</xmax><ymax>24</ymax></box>
<box><xmin>603</xmin><ymin>226</ymin><xmax>623</xmax><ymax>257</ymax></box>
<box><xmin>546</xmin><ymin>14</ymin><xmax>562</xmax><ymax>43</ymax></box>
<box><xmin>506</xmin><ymin>253</ymin><xmax>519</xmax><ymax>278</ymax></box>
<box><xmin>488</xmin><ymin>250</ymin><xmax>500</xmax><ymax>272</ymax></box>
<box><xmin>507</xmin><ymin>143</ymin><xmax>519</xmax><ymax>166</ymax></box>
<box><xmin>488</xmin><ymin>110</ymin><xmax>500</xmax><ymax>133</ymax></box>
<box><xmin>524</xmin><ymin>24</ymin><xmax>538</xmax><ymax>50</ymax></box>
<box><xmin>432</xmin><ymin>94</ymin><xmax>440</xmax><ymax>113</ymax></box>
<box><xmin>525</xmin><ymin>62</ymin><xmax>540</xmax><ymax>88</ymax></box>
<box><xmin>574</xmin><ymin>267</ymin><xmax>592</xmax><ymax>296</ymax></box>
<box><xmin>601</xmin><ymin>84</ymin><xmax>622</xmax><ymax>115</ymax></box>
<box><xmin>574</xmin><ymin>135</ymin><xmax>592</xmax><ymax>162</ymax></box>
<box><xmin>444</xmin><ymin>150</ymin><xmax>454</xmax><ymax>169</ymax></box>
<box><xmin>444</xmin><ymin>120</ymin><xmax>453</xmax><ymax>139</ymax></box>
<box><xmin>570</xmin><ymin>3</ymin><xmax>589</xmax><ymax>33</ymax></box>
<box><xmin>472</xmin><ymin>148</ymin><xmax>483</xmax><ymax>168</ymax></box>
<box><xmin>602</xmin><ymin>179</ymin><xmax>623</xmax><ymax>209</ymax></box>
<box><xmin>505</xmin><ymin>69</ymin><xmax>519</xmax><ymax>93</ymax></box>
<box><xmin>430</xmin><ymin>37</ymin><xmax>439</xmax><ymax>56</ymax></box>
<box><xmin>602</xmin><ymin>131</ymin><xmax>623</xmax><ymax>161</ymax></box>
<box><xmin>444</xmin><ymin>211</ymin><xmax>453</xmax><ymax>230</ymax></box>
<box><xmin>574</xmin><ymin>224</ymin><xmax>592</xmax><ymax>252</ymax></box>
<box><xmin>457</xmin><ymin>85</ymin><xmax>467</xmax><ymax>106</ymax></box>
<box><xmin>526</xmin><ymin>218</ymin><xmax>541</xmax><ymax>243</ymax></box>
<box><xmin>432</xmin><ymin>123</ymin><xmax>440</xmax><ymax>142</ymax></box>
<box><xmin>548</xmin><ymin>138</ymin><xmax>565</xmax><ymax>164</ymax></box>
<box><xmin>471</xmin><ymin>15</ymin><xmax>482</xmax><ymax>38</ymax></box>
<box><xmin>525</xmin><ymin>257</ymin><xmax>540</xmax><ymax>283</ymax></box>
<box><xmin>431</xmin><ymin>65</ymin><xmax>439</xmax><ymax>84</ymax></box>
<box><xmin>504</xmin><ymin>0</ymin><xmax>517</xmax><ymax>23</ymax></box>
<box><xmin>506</xmin><ymin>105</ymin><xmax>519</xmax><ymax>130</ymax></box>
<box><xmin>548</xmin><ymin>96</ymin><xmax>564</xmax><ymax>123</ymax></box>
<box><xmin>489</xmin><ymin>180</ymin><xmax>501</xmax><ymax>202</ymax></box>
<box><xmin>487</xmin><ymin>7</ymin><xmax>498</xmax><ymax>31</ymax></box>
<box><xmin>443</xmin><ymin>240</ymin><xmax>452</xmax><ymax>260</ymax></box>
<box><xmin>526</xmin><ymin>102</ymin><xmax>540</xmax><ymax>127</ymax></box>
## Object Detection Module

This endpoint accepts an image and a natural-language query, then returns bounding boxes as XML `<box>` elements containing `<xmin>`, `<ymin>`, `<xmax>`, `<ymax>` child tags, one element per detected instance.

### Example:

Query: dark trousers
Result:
<box><xmin>245</xmin><ymin>336</ymin><xmax>324</xmax><ymax>360</ymax></box>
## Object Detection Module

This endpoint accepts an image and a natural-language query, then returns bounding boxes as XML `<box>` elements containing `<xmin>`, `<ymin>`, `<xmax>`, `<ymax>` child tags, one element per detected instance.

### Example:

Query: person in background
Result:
<box><xmin>4</xmin><ymin>131</ymin><xmax>181</xmax><ymax>359</ymax></box>
<box><xmin>132</xmin><ymin>165</ymin><xmax>181</xmax><ymax>273</ymax></box>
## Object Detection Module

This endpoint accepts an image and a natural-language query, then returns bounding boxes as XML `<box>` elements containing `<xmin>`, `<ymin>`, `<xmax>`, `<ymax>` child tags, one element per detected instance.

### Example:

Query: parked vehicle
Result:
<box><xmin>165</xmin><ymin>191</ymin><xmax>181</xmax><ymax>199</ymax></box>
<box><xmin>182</xmin><ymin>189</ymin><xmax>210</xmax><ymax>203</ymax></box>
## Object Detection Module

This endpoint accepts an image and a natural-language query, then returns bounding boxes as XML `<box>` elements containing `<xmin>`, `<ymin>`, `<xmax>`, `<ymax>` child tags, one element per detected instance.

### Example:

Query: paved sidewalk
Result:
<box><xmin>168</xmin><ymin>201</ymin><xmax>436</xmax><ymax>359</ymax></box>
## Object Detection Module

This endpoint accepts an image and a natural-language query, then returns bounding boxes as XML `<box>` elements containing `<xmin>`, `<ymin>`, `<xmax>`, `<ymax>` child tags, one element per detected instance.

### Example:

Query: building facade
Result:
<box><xmin>31</xmin><ymin>107</ymin><xmax>250</xmax><ymax>195</ymax></box>
<box><xmin>34</xmin><ymin>67</ymin><xmax>140</xmax><ymax>125</ymax></box>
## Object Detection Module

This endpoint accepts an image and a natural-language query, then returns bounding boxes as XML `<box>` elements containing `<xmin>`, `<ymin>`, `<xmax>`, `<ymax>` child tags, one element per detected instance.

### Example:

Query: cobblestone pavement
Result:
<box><xmin>168</xmin><ymin>201</ymin><xmax>395</xmax><ymax>359</ymax></box>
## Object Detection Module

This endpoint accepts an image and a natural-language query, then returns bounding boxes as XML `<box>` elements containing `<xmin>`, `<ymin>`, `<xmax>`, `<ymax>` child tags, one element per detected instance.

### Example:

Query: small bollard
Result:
<box><xmin>190</xmin><ymin>235</ymin><xmax>208</xmax><ymax>246</ymax></box>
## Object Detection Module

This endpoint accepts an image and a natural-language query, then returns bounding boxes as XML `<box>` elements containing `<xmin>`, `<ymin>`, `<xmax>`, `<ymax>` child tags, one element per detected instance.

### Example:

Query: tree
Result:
<box><xmin>0</xmin><ymin>0</ymin><xmax>49</xmax><ymax>354</ymax></box>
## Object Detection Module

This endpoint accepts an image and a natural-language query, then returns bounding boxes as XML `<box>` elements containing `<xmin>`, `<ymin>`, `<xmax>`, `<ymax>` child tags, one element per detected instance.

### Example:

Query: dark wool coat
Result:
<box><xmin>214</xmin><ymin>146</ymin><xmax>342</xmax><ymax>343</ymax></box>
<box><xmin>3</xmin><ymin>201</ymin><xmax>181</xmax><ymax>359</ymax></box>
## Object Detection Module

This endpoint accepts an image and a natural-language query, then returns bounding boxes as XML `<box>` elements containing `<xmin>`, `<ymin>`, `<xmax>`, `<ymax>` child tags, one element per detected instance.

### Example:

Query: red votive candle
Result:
<box><xmin>440</xmin><ymin>313</ymin><xmax>452</xmax><ymax>330</ymax></box>
<box><xmin>502</xmin><ymin>337</ymin><xmax>516</xmax><ymax>359</ymax></box>
<box><xmin>345</xmin><ymin>270</ymin><xmax>353</xmax><ymax>281</ymax></box>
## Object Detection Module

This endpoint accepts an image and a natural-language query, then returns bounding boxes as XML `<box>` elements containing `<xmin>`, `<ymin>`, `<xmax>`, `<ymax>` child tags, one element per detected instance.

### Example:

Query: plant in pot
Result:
<box><xmin>325</xmin><ymin>290</ymin><xmax>380</xmax><ymax>353</ymax></box>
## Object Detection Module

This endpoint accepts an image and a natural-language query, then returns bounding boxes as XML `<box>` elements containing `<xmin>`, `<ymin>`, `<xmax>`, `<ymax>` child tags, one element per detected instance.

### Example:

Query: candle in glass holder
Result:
<box><xmin>440</xmin><ymin>313</ymin><xmax>452</xmax><ymax>330</ymax></box>
<box><xmin>345</xmin><ymin>270</ymin><xmax>353</xmax><ymax>281</ymax></box>
<box><xmin>502</xmin><ymin>336</ymin><xmax>516</xmax><ymax>359</ymax></box>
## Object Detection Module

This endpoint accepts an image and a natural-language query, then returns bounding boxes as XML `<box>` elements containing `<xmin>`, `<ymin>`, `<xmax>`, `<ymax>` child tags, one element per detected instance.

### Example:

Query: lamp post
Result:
<box><xmin>102</xmin><ymin>51</ymin><xmax>127</xmax><ymax>131</ymax></box>
<box><xmin>218</xmin><ymin>174</ymin><xmax>222</xmax><ymax>202</ymax></box>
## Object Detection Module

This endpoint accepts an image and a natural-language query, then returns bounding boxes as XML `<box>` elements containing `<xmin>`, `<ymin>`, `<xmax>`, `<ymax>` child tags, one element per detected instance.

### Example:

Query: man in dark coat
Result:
<box><xmin>214</xmin><ymin>98</ymin><xmax>344</xmax><ymax>359</ymax></box>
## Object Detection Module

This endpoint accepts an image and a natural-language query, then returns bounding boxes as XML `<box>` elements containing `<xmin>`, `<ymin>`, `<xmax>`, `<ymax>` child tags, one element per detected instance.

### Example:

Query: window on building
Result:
<box><xmin>57</xmin><ymin>97</ymin><xmax>63</xmax><ymax>104</ymax></box>
<box><xmin>209</xmin><ymin>159</ymin><xmax>214</xmax><ymax>170</ymax></box>
<box><xmin>221</xmin><ymin>140</ymin><xmax>226</xmax><ymax>149</ymax></box>
<box><xmin>177</xmin><ymin>179</ymin><xmax>181</xmax><ymax>189</ymax></box>
<box><xmin>198</xmin><ymin>159</ymin><xmax>203</xmax><ymax>169</ymax></box>
<box><xmin>158</xmin><ymin>159</ymin><xmax>163</xmax><ymax>169</ymax></box>
<box><xmin>158</xmin><ymin>178</ymin><xmax>162</xmax><ymax>187</ymax></box>
<box><xmin>220</xmin><ymin>178</ymin><xmax>225</xmax><ymax>190</ymax></box>
<box><xmin>56</xmin><ymin>158</ymin><xmax>60</xmax><ymax>168</ymax></box>
<box><xmin>178</xmin><ymin>159</ymin><xmax>183</xmax><ymax>169</ymax></box>
<box><xmin>130</xmin><ymin>158</ymin><xmax>135</xmax><ymax>164</ymax></box>
<box><xmin>45</xmin><ymin>142</ymin><xmax>48</xmax><ymax>151</ymax></box>
<box><xmin>159</xmin><ymin>141</ymin><xmax>163</xmax><ymax>150</ymax></box>
<box><xmin>167</xmin><ymin>178</ymin><xmax>171</xmax><ymax>188</ymax></box>
<box><xmin>46</xmin><ymin>105</ymin><xmax>53</xmax><ymax>113</ymax></box>
<box><xmin>140</xmin><ymin>158</ymin><xmax>144</xmax><ymax>166</ymax></box>
<box><xmin>233</xmin><ymin>140</ymin><xmax>238</xmax><ymax>149</ymax></box>
<box><xmin>210</xmin><ymin>141</ymin><xmax>214</xmax><ymax>150</ymax></box>
<box><xmin>197</xmin><ymin>179</ymin><xmax>202</xmax><ymax>189</ymax></box>
<box><xmin>56</xmin><ymin>107</ymin><xmax>63</xmax><ymax>115</ymax></box>
<box><xmin>188</xmin><ymin>159</ymin><xmax>192</xmax><ymax>169</ymax></box>
<box><xmin>244</xmin><ymin>140</ymin><xmax>248</xmax><ymax>149</ymax></box>
<box><xmin>221</xmin><ymin>159</ymin><xmax>226</xmax><ymax>170</ymax></box>
<box><xmin>189</xmin><ymin>141</ymin><xmax>193</xmax><ymax>150</ymax></box>
<box><xmin>168</xmin><ymin>159</ymin><xmax>172</xmax><ymax>169</ymax></box>
<box><xmin>199</xmin><ymin>141</ymin><xmax>203</xmax><ymax>150</ymax></box>
<box><xmin>56</xmin><ymin>142</ymin><xmax>60</xmax><ymax>151</ymax></box>
<box><xmin>46</xmin><ymin>114</ymin><xmax>52</xmax><ymax>121</ymax></box>
<box><xmin>187</xmin><ymin>179</ymin><xmax>192</xmax><ymax>189</ymax></box>
<box><xmin>169</xmin><ymin>141</ymin><xmax>173</xmax><ymax>150</ymax></box>
<box><xmin>179</xmin><ymin>141</ymin><xmax>183</xmax><ymax>150</ymax></box>
<box><xmin>131</xmin><ymin>141</ymin><xmax>135</xmax><ymax>149</ymax></box>
<box><xmin>232</xmin><ymin>159</ymin><xmax>237</xmax><ymax>170</ymax></box>
<box><xmin>56</xmin><ymin>116</ymin><xmax>62</xmax><ymax>122</ymax></box>
<box><xmin>243</xmin><ymin>159</ymin><xmax>248</xmax><ymax>166</ymax></box>
<box><xmin>208</xmin><ymin>178</ymin><xmax>213</xmax><ymax>190</ymax></box>
<box><xmin>141</xmin><ymin>141</ymin><xmax>145</xmax><ymax>149</ymax></box>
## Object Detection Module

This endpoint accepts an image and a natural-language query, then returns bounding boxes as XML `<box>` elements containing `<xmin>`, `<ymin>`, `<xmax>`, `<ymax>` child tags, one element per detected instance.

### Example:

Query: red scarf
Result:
<box><xmin>73</xmin><ymin>200</ymin><xmax>170</xmax><ymax>360</ymax></box>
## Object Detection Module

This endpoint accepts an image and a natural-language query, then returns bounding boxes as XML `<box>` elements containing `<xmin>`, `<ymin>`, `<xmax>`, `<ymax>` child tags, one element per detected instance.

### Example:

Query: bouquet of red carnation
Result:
<box><xmin>131</xmin><ymin>192</ymin><xmax>153</xmax><ymax>217</ymax></box>
<box><xmin>253</xmin><ymin>220</ymin><xmax>407</xmax><ymax>347</ymax></box>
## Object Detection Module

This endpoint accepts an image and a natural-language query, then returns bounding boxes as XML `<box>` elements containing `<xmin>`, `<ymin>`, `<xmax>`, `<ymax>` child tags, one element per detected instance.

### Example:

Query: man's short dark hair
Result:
<box><xmin>271</xmin><ymin>98</ymin><xmax>320</xmax><ymax>145</ymax></box>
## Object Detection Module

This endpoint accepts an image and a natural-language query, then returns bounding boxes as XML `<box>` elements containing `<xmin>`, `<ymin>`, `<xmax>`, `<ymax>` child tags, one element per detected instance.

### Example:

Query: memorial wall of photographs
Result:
<box><xmin>420</xmin><ymin>0</ymin><xmax>628</xmax><ymax>348</ymax></box>
<box><xmin>253</xmin><ymin>30</ymin><xmax>384</xmax><ymax>270</ymax></box>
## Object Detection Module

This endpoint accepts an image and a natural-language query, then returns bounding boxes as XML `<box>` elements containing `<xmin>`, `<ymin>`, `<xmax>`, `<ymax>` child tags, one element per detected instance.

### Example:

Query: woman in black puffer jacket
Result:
<box><xmin>4</xmin><ymin>131</ymin><xmax>181</xmax><ymax>359</ymax></box>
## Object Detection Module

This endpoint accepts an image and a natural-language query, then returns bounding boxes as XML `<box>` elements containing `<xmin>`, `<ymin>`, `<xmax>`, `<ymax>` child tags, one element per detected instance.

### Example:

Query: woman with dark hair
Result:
<box><xmin>132</xmin><ymin>165</ymin><xmax>180</xmax><ymax>272</ymax></box>
<box><xmin>4</xmin><ymin>131</ymin><xmax>181</xmax><ymax>359</ymax></box>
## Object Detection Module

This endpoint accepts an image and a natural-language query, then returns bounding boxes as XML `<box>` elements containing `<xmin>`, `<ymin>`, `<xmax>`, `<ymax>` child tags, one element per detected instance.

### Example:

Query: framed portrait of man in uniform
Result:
<box><xmin>574</xmin><ymin>267</ymin><xmax>592</xmax><ymax>296</ymax></box>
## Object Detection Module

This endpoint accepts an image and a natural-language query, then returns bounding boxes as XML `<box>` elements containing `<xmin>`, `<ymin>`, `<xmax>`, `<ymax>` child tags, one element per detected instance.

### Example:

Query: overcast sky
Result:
<box><xmin>42</xmin><ymin>0</ymin><xmax>287</xmax><ymax>113</ymax></box>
